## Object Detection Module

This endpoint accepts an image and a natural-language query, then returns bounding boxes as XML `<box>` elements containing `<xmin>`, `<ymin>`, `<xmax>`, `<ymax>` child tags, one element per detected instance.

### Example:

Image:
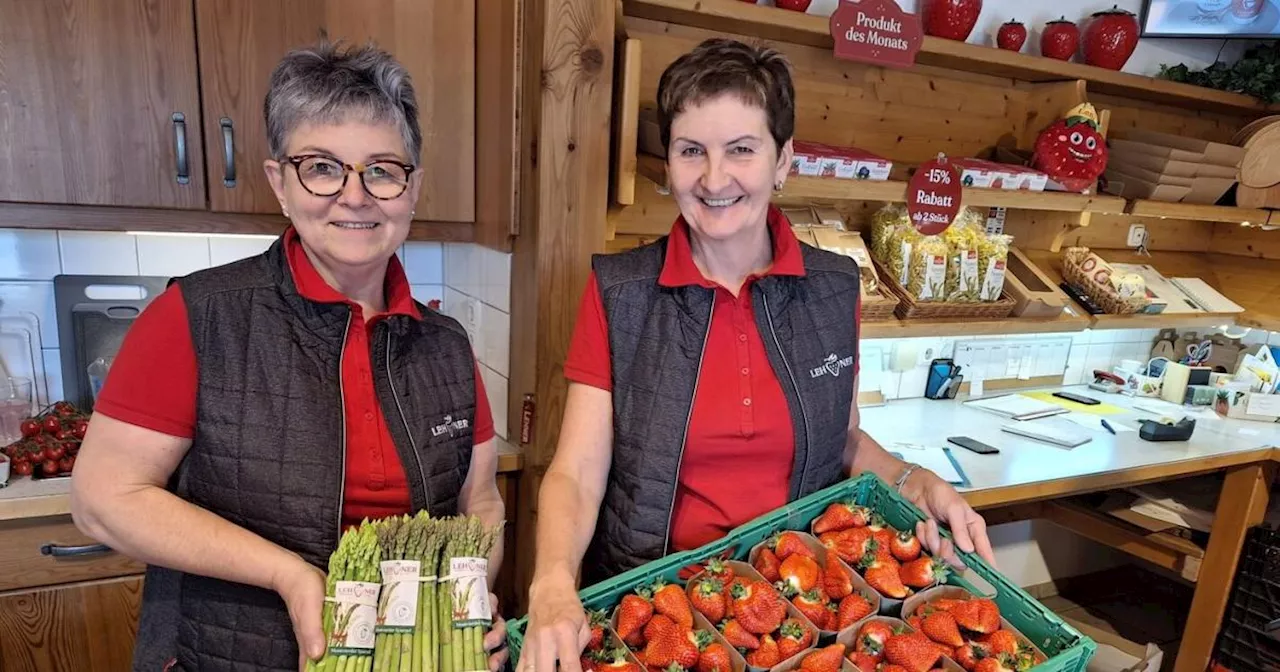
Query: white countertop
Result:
<box><xmin>859</xmin><ymin>386</ymin><xmax>1280</xmax><ymax>498</ymax></box>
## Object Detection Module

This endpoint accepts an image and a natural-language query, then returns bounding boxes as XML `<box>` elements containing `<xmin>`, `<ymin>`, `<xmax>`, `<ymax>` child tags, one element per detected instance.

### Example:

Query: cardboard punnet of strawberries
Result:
<box><xmin>507</xmin><ymin>473</ymin><xmax>1095</xmax><ymax>672</ymax></box>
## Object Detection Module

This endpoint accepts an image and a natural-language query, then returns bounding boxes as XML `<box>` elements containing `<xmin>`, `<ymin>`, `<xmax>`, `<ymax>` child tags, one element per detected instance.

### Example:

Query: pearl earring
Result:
<box><xmin>774</xmin><ymin>181</ymin><xmax>784</xmax><ymax>192</ymax></box>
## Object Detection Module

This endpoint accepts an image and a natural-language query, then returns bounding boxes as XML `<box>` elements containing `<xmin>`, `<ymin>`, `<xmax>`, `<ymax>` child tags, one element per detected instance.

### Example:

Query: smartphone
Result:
<box><xmin>947</xmin><ymin>436</ymin><xmax>1000</xmax><ymax>455</ymax></box>
<box><xmin>1053</xmin><ymin>391</ymin><xmax>1101</xmax><ymax>406</ymax></box>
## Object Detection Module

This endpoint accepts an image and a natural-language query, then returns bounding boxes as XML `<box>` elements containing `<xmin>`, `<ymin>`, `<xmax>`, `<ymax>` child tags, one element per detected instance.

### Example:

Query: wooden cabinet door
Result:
<box><xmin>0</xmin><ymin>0</ymin><xmax>206</xmax><ymax>209</ymax></box>
<box><xmin>0</xmin><ymin>576</ymin><xmax>143</xmax><ymax>672</ymax></box>
<box><xmin>196</xmin><ymin>0</ymin><xmax>476</xmax><ymax>222</ymax></box>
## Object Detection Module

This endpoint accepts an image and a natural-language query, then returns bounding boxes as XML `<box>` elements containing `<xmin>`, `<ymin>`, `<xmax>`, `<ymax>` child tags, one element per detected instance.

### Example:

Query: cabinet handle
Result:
<box><xmin>220</xmin><ymin>117</ymin><xmax>237</xmax><ymax>187</ymax></box>
<box><xmin>172</xmin><ymin>113</ymin><xmax>190</xmax><ymax>185</ymax></box>
<box><xmin>41</xmin><ymin>542</ymin><xmax>112</xmax><ymax>558</ymax></box>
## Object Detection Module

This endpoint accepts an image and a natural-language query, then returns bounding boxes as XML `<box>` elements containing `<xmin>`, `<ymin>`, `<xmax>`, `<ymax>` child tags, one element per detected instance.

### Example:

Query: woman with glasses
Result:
<box><xmin>69</xmin><ymin>43</ymin><xmax>508</xmax><ymax>672</ymax></box>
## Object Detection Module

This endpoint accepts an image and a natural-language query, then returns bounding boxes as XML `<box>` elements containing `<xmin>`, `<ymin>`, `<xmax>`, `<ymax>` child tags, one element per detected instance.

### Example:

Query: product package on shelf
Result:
<box><xmin>1060</xmin><ymin>247</ymin><xmax>1151</xmax><ymax>315</ymax></box>
<box><xmin>787</xmin><ymin>206</ymin><xmax>897</xmax><ymax>322</ymax></box>
<box><xmin>951</xmin><ymin>157</ymin><xmax>1048</xmax><ymax>191</ymax></box>
<box><xmin>506</xmin><ymin>473</ymin><xmax>1095</xmax><ymax>672</ymax></box>
<box><xmin>868</xmin><ymin>205</ymin><xmax>1015</xmax><ymax>319</ymax></box>
<box><xmin>791</xmin><ymin>141</ymin><xmax>893</xmax><ymax>181</ymax></box>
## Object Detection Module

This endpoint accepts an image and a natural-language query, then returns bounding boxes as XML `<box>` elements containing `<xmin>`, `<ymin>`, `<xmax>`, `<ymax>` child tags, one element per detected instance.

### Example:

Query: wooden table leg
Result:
<box><xmin>1174</xmin><ymin>462</ymin><xmax>1274</xmax><ymax>672</ymax></box>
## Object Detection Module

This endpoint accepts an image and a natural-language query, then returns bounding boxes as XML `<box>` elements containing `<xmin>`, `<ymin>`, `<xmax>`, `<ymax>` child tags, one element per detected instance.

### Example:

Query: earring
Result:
<box><xmin>411</xmin><ymin>209</ymin><xmax>416</xmax><ymax>217</ymax></box>
<box><xmin>282</xmin><ymin>209</ymin><xmax>289</xmax><ymax>218</ymax></box>
<box><xmin>774</xmin><ymin>181</ymin><xmax>784</xmax><ymax>192</ymax></box>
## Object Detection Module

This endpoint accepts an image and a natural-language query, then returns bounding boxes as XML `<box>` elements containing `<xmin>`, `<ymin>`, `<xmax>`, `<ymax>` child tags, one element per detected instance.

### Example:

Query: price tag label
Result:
<box><xmin>907</xmin><ymin>155</ymin><xmax>963</xmax><ymax>236</ymax></box>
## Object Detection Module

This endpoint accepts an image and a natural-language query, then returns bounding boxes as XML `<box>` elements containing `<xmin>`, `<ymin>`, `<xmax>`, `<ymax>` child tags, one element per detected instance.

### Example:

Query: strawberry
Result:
<box><xmin>821</xmin><ymin>528</ymin><xmax>875</xmax><ymax>565</ymax></box>
<box><xmin>930</xmin><ymin>598</ymin><xmax>964</xmax><ymax>613</ymax></box>
<box><xmin>583</xmin><ymin>650</ymin><xmax>602</xmax><ymax>672</ymax></box>
<box><xmin>899</xmin><ymin>556</ymin><xmax>948</xmax><ymax>589</ymax></box>
<box><xmin>813</xmin><ymin>502</ymin><xmax>871</xmax><ymax>534</ymax></box>
<box><xmin>881</xmin><ymin>667</ymin><xmax>909</xmax><ymax>672</ymax></box>
<box><xmin>979</xmin><ymin>631</ymin><xmax>1018</xmax><ymax>658</ymax></box>
<box><xmin>745</xmin><ymin>634</ymin><xmax>781</xmax><ymax>669</ymax></box>
<box><xmin>719</xmin><ymin>619</ymin><xmax>761</xmax><ymax>651</ymax></box>
<box><xmin>697</xmin><ymin>635</ymin><xmax>733</xmax><ymax>672</ymax></box>
<box><xmin>772</xmin><ymin>532</ymin><xmax>816</xmax><ymax>561</ymax></box>
<box><xmin>870</xmin><ymin>524</ymin><xmax>896</xmax><ymax>558</ymax></box>
<box><xmin>889</xmin><ymin>531</ymin><xmax>921</xmax><ymax>563</ymax></box>
<box><xmin>860</xmin><ymin>555</ymin><xmax>908</xmax><ymax>599</ymax></box>
<box><xmin>652</xmin><ymin>580</ymin><xmax>695</xmax><ymax>629</ymax></box>
<box><xmin>848</xmin><ymin>652</ymin><xmax>879</xmax><ymax>672</ymax></box>
<box><xmin>690</xmin><ymin>578</ymin><xmax>727</xmax><ymax>624</ymax></box>
<box><xmin>624</xmin><ymin>629</ymin><xmax>646</xmax><ymax>648</ymax></box>
<box><xmin>588</xmin><ymin>609</ymin><xmax>608</xmax><ymax>650</ymax></box>
<box><xmin>799</xmin><ymin>644</ymin><xmax>846</xmax><ymax>672</ymax></box>
<box><xmin>953</xmin><ymin>642</ymin><xmax>991</xmax><ymax>672</ymax></box>
<box><xmin>855</xmin><ymin>621</ymin><xmax>893</xmax><ymax>658</ymax></box>
<box><xmin>884</xmin><ymin>632</ymin><xmax>942</xmax><ymax>672</ymax></box>
<box><xmin>730</xmin><ymin>580</ymin><xmax>787</xmax><ymax>635</ymax></box>
<box><xmin>617</xmin><ymin>594</ymin><xmax>655</xmax><ymax>643</ymax></box>
<box><xmin>754</xmin><ymin>547</ymin><xmax>783</xmax><ymax>583</ymax></box>
<box><xmin>642</xmin><ymin>625</ymin><xmax>700</xmax><ymax>670</ymax></box>
<box><xmin>822</xmin><ymin>603</ymin><xmax>839</xmax><ymax>631</ymax></box>
<box><xmin>599</xmin><ymin>649</ymin><xmax>643</xmax><ymax>672</ymax></box>
<box><xmin>822</xmin><ymin>552</ymin><xmax>854</xmax><ymax>600</ymax></box>
<box><xmin>779</xmin><ymin>554</ymin><xmax>822</xmax><ymax>594</ymax></box>
<box><xmin>950</xmin><ymin>599</ymin><xmax>1000</xmax><ymax>635</ymax></box>
<box><xmin>974</xmin><ymin>655</ymin><xmax>1017</xmax><ymax>672</ymax></box>
<box><xmin>778</xmin><ymin>618</ymin><xmax>814</xmax><ymax>660</ymax></box>
<box><xmin>837</xmin><ymin>593</ymin><xmax>874</xmax><ymax>630</ymax></box>
<box><xmin>906</xmin><ymin>615</ymin><xmax>923</xmax><ymax>630</ymax></box>
<box><xmin>644</xmin><ymin>614</ymin><xmax>678</xmax><ymax>643</ymax></box>
<box><xmin>791</xmin><ymin>589</ymin><xmax>829</xmax><ymax>629</ymax></box>
<box><xmin>706</xmin><ymin>559</ymin><xmax>735</xmax><ymax>585</ymax></box>
<box><xmin>920</xmin><ymin>611</ymin><xmax>963</xmax><ymax>648</ymax></box>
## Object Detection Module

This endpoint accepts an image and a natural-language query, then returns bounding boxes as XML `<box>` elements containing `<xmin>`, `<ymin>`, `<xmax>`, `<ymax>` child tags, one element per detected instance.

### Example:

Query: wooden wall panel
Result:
<box><xmin>1001</xmin><ymin>211</ymin><xmax>1215</xmax><ymax>253</ymax></box>
<box><xmin>1210</xmin><ymin>223</ymin><xmax>1280</xmax><ymax>260</ymax></box>
<box><xmin>1091</xmin><ymin>93</ymin><xmax>1250</xmax><ymax>144</ymax></box>
<box><xmin>625</xmin><ymin>17</ymin><xmax>1027</xmax><ymax>166</ymax></box>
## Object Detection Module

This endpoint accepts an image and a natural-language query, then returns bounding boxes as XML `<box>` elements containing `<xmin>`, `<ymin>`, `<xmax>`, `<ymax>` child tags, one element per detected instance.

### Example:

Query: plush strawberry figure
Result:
<box><xmin>1032</xmin><ymin>103</ymin><xmax>1109</xmax><ymax>193</ymax></box>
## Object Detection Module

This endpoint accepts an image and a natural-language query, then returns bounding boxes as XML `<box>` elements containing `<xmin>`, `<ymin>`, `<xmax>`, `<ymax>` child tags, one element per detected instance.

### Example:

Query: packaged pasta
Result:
<box><xmin>942</xmin><ymin>208</ymin><xmax>986</xmax><ymax>302</ymax></box>
<box><xmin>870</xmin><ymin>204</ymin><xmax>909</xmax><ymax>263</ymax></box>
<box><xmin>979</xmin><ymin>234</ymin><xmax>1013</xmax><ymax>301</ymax></box>
<box><xmin>906</xmin><ymin>235</ymin><xmax>949</xmax><ymax>301</ymax></box>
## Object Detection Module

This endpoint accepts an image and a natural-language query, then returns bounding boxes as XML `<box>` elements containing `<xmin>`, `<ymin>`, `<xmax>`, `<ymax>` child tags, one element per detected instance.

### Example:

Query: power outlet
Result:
<box><xmin>1127</xmin><ymin>224</ymin><xmax>1147</xmax><ymax>247</ymax></box>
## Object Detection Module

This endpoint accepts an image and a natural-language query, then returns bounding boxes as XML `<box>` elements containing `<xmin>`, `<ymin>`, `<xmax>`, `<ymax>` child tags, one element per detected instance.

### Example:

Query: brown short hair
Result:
<box><xmin>656</xmin><ymin>38</ymin><xmax>796</xmax><ymax>155</ymax></box>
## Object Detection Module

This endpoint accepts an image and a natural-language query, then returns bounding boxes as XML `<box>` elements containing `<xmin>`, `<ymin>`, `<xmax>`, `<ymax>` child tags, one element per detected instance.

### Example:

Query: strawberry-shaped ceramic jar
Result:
<box><xmin>921</xmin><ymin>0</ymin><xmax>983</xmax><ymax>41</ymax></box>
<box><xmin>1083</xmin><ymin>5</ymin><xmax>1140</xmax><ymax>70</ymax></box>
<box><xmin>1040</xmin><ymin>17</ymin><xmax>1079</xmax><ymax>61</ymax></box>
<box><xmin>1032</xmin><ymin>103</ymin><xmax>1109</xmax><ymax>193</ymax></box>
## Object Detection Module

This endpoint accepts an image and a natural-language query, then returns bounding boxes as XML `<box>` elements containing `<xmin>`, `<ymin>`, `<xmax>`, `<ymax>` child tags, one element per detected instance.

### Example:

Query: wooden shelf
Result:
<box><xmin>623</xmin><ymin>0</ymin><xmax>1271</xmax><ymax>116</ymax></box>
<box><xmin>1128</xmin><ymin>200</ymin><xmax>1274</xmax><ymax>226</ymax></box>
<box><xmin>0</xmin><ymin>202</ymin><xmax>475</xmax><ymax>242</ymax></box>
<box><xmin>862</xmin><ymin>313</ymin><xmax>1089</xmax><ymax>339</ymax></box>
<box><xmin>1043</xmin><ymin>500</ymin><xmax>1203</xmax><ymax>582</ymax></box>
<box><xmin>637</xmin><ymin>155</ymin><xmax>1127</xmax><ymax>214</ymax></box>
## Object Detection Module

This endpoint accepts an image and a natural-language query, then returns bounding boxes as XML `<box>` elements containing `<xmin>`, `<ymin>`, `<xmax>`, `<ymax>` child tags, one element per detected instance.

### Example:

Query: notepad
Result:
<box><xmin>964</xmin><ymin>394</ymin><xmax>1069</xmax><ymax>421</ymax></box>
<box><xmin>1170</xmin><ymin>278</ymin><xmax>1245</xmax><ymax>313</ymax></box>
<box><xmin>1001</xmin><ymin>417</ymin><xmax>1093</xmax><ymax>448</ymax></box>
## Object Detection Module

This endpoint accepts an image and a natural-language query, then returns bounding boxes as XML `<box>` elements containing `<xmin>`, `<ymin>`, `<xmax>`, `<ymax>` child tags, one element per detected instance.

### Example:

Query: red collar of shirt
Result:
<box><xmin>658</xmin><ymin>205</ymin><xmax>806</xmax><ymax>288</ymax></box>
<box><xmin>283</xmin><ymin>227</ymin><xmax>421</xmax><ymax>320</ymax></box>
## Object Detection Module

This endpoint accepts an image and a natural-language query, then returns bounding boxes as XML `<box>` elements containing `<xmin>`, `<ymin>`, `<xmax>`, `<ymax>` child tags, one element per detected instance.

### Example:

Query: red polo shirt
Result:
<box><xmin>95</xmin><ymin>228</ymin><xmax>495</xmax><ymax>529</ymax></box>
<box><xmin>566</xmin><ymin>207</ymin><xmax>856</xmax><ymax>552</ymax></box>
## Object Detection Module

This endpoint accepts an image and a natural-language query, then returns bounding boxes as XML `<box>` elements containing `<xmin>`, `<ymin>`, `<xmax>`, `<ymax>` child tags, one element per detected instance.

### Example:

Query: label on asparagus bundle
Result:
<box><xmin>377</xmin><ymin>560</ymin><xmax>422</xmax><ymax>633</ymax></box>
<box><xmin>448</xmin><ymin>557</ymin><xmax>492</xmax><ymax>627</ymax></box>
<box><xmin>329</xmin><ymin>581</ymin><xmax>380</xmax><ymax>655</ymax></box>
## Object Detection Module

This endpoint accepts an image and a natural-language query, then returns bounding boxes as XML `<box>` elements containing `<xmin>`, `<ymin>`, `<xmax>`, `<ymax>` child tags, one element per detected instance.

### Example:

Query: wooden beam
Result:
<box><xmin>1176</xmin><ymin>462</ymin><xmax>1276</xmax><ymax>672</ymax></box>
<box><xmin>474</xmin><ymin>0</ymin><xmax>523</xmax><ymax>251</ymax></box>
<box><xmin>612</xmin><ymin>39</ymin><xmax>642</xmax><ymax>206</ymax></box>
<box><xmin>1041</xmin><ymin>501</ymin><xmax>1202</xmax><ymax>582</ymax></box>
<box><xmin>510</xmin><ymin>0</ymin><xmax>616</xmax><ymax>615</ymax></box>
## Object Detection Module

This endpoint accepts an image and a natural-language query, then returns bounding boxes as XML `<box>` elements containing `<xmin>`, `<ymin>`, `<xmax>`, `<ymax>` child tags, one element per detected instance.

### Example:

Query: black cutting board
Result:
<box><xmin>55</xmin><ymin>275</ymin><xmax>170</xmax><ymax>410</ymax></box>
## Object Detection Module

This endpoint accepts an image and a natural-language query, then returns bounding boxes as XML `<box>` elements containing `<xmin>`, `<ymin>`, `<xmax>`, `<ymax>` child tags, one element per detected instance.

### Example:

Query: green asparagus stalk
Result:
<box><xmin>417</xmin><ymin>513</ymin><xmax>442</xmax><ymax>672</ymax></box>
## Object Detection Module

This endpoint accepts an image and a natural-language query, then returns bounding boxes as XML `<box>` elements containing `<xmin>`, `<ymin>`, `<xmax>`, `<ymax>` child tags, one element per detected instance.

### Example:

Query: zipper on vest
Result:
<box><xmin>337</xmin><ymin>312</ymin><xmax>352</xmax><ymax>535</ymax></box>
<box><xmin>761</xmin><ymin>292</ymin><xmax>811</xmax><ymax>497</ymax></box>
<box><xmin>662</xmin><ymin>296</ymin><xmax>715</xmax><ymax>554</ymax></box>
<box><xmin>386</xmin><ymin>334</ymin><xmax>432</xmax><ymax>509</ymax></box>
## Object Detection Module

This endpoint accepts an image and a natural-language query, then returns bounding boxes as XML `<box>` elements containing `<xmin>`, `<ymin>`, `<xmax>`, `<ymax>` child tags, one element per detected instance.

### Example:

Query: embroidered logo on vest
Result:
<box><xmin>431</xmin><ymin>415</ymin><xmax>470</xmax><ymax>437</ymax></box>
<box><xmin>810</xmin><ymin>353</ymin><xmax>854</xmax><ymax>379</ymax></box>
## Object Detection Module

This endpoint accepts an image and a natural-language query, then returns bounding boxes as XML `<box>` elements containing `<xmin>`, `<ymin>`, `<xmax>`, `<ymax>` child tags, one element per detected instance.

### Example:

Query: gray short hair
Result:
<box><xmin>264</xmin><ymin>41</ymin><xmax>422</xmax><ymax>164</ymax></box>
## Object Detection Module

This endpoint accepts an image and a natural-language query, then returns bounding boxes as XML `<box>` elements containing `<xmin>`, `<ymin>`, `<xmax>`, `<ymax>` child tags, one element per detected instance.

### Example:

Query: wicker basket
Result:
<box><xmin>874</xmin><ymin>259</ymin><xmax>1017</xmax><ymax>320</ymax></box>
<box><xmin>860</xmin><ymin>288</ymin><xmax>899</xmax><ymax>322</ymax></box>
<box><xmin>1061</xmin><ymin>247</ymin><xmax>1151</xmax><ymax>315</ymax></box>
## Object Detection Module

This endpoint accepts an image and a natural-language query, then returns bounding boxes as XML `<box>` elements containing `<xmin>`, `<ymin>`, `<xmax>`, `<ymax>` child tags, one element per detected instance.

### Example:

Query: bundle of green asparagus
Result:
<box><xmin>310</xmin><ymin>514</ymin><xmax>502</xmax><ymax>672</ymax></box>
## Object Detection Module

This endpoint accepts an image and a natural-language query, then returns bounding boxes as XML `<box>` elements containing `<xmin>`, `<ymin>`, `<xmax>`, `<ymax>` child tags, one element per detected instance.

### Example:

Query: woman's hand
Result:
<box><xmin>271</xmin><ymin>555</ymin><xmax>327</xmax><ymax>671</ymax></box>
<box><xmin>902</xmin><ymin>469</ymin><xmax>996</xmax><ymax>570</ymax></box>
<box><xmin>519</xmin><ymin>573</ymin><xmax>591</xmax><ymax>672</ymax></box>
<box><xmin>486</xmin><ymin>593</ymin><xmax>510</xmax><ymax>672</ymax></box>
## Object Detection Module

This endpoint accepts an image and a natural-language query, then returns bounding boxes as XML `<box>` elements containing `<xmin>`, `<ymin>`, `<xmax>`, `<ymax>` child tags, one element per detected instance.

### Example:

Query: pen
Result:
<box><xmin>1101</xmin><ymin>419</ymin><xmax>1116</xmax><ymax>435</ymax></box>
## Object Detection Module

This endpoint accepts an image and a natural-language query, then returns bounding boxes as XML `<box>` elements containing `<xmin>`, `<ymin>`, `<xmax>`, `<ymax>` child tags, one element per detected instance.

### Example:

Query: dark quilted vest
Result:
<box><xmin>131</xmin><ymin>238</ymin><xmax>478</xmax><ymax>672</ymax></box>
<box><xmin>582</xmin><ymin>238</ymin><xmax>860</xmax><ymax>585</ymax></box>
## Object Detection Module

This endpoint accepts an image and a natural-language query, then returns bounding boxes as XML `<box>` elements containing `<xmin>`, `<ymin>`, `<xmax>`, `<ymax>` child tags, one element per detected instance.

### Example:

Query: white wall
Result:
<box><xmin>787</xmin><ymin>0</ymin><xmax>1254</xmax><ymax>76</ymax></box>
<box><xmin>0</xmin><ymin>229</ymin><xmax>512</xmax><ymax>439</ymax></box>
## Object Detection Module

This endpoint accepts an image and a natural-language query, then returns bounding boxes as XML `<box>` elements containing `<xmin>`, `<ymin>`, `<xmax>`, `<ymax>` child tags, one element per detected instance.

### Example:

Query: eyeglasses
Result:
<box><xmin>284</xmin><ymin>154</ymin><xmax>416</xmax><ymax>200</ymax></box>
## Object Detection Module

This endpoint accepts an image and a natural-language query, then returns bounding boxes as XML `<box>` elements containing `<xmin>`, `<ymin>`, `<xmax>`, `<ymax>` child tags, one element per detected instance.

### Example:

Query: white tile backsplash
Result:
<box><xmin>0</xmin><ymin>229</ymin><xmax>61</xmax><ymax>280</ymax></box>
<box><xmin>58</xmin><ymin>231</ymin><xmax>139</xmax><ymax>275</ymax></box>
<box><xmin>480</xmin><ymin>362</ymin><xmax>508</xmax><ymax>440</ymax></box>
<box><xmin>41</xmin><ymin>348</ymin><xmax>63</xmax><ymax>404</ymax></box>
<box><xmin>481</xmin><ymin>247</ymin><xmax>512</xmax><ymax>313</ymax></box>
<box><xmin>136</xmin><ymin>235</ymin><xmax>212</xmax><ymax>278</ymax></box>
<box><xmin>481</xmin><ymin>306</ymin><xmax>510</xmax><ymax>378</ymax></box>
<box><xmin>403</xmin><ymin>242</ymin><xmax>444</xmax><ymax>285</ymax></box>
<box><xmin>208</xmin><ymin>235</ymin><xmax>276</xmax><ymax>267</ymax></box>
<box><xmin>410</xmin><ymin>284</ymin><xmax>445</xmax><ymax>308</ymax></box>
<box><xmin>0</xmin><ymin>282</ymin><xmax>59</xmax><ymax>347</ymax></box>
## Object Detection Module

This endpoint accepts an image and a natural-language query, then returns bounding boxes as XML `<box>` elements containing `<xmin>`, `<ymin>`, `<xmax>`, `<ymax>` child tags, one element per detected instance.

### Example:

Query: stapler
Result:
<box><xmin>1089</xmin><ymin>370</ymin><xmax>1126</xmax><ymax>394</ymax></box>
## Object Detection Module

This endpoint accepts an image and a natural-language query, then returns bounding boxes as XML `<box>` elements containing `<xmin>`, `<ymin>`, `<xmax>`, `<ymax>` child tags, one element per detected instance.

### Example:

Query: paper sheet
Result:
<box><xmin>1021</xmin><ymin>391</ymin><xmax>1124</xmax><ymax>415</ymax></box>
<box><xmin>888</xmin><ymin>443</ymin><xmax>968</xmax><ymax>486</ymax></box>
<box><xmin>1063</xmin><ymin>412</ymin><xmax>1135</xmax><ymax>433</ymax></box>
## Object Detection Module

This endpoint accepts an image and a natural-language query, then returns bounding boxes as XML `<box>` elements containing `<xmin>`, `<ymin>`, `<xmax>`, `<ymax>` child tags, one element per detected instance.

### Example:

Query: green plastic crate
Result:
<box><xmin>508</xmin><ymin>473</ymin><xmax>1095</xmax><ymax>672</ymax></box>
